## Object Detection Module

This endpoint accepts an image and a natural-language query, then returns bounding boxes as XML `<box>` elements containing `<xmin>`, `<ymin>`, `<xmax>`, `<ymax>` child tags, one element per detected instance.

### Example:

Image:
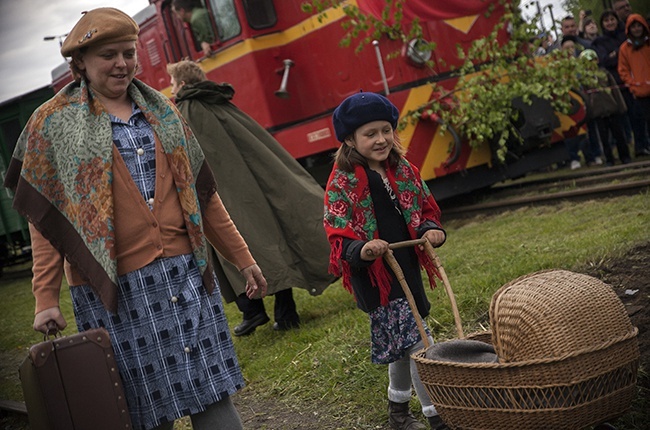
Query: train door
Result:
<box><xmin>0</xmin><ymin>118</ymin><xmax>25</xmax><ymax>261</ymax></box>
<box><xmin>0</xmin><ymin>86</ymin><xmax>53</xmax><ymax>268</ymax></box>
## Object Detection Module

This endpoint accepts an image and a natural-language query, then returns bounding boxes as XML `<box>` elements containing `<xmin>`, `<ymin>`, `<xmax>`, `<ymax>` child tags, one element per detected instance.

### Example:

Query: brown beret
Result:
<box><xmin>61</xmin><ymin>8</ymin><xmax>139</xmax><ymax>57</ymax></box>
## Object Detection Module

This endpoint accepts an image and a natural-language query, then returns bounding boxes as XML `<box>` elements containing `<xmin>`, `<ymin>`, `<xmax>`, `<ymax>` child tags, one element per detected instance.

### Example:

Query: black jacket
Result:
<box><xmin>592</xmin><ymin>28</ymin><xmax>627</xmax><ymax>83</ymax></box>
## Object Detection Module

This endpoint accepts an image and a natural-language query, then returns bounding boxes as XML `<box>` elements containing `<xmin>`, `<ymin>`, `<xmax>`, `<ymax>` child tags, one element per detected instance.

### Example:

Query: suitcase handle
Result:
<box><xmin>43</xmin><ymin>321</ymin><xmax>62</xmax><ymax>341</ymax></box>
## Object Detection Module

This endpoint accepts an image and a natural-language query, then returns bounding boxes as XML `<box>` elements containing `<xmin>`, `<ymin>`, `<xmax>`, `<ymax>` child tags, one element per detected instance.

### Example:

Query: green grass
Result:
<box><xmin>1</xmin><ymin>192</ymin><xmax>649</xmax><ymax>429</ymax></box>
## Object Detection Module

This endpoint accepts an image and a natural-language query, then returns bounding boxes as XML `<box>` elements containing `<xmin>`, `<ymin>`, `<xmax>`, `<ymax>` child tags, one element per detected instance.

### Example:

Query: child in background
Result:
<box><xmin>323</xmin><ymin>92</ymin><xmax>447</xmax><ymax>430</ymax></box>
<box><xmin>618</xmin><ymin>14</ymin><xmax>650</xmax><ymax>125</ymax></box>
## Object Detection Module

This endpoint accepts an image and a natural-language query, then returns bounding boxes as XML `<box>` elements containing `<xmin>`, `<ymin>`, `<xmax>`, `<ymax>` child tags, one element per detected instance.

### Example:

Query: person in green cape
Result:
<box><xmin>167</xmin><ymin>60</ymin><xmax>336</xmax><ymax>335</ymax></box>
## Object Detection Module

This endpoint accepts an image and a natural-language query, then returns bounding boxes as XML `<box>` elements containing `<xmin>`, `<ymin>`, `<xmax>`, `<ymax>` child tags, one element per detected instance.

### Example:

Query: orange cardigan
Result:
<box><xmin>30</xmin><ymin>143</ymin><xmax>255</xmax><ymax>313</ymax></box>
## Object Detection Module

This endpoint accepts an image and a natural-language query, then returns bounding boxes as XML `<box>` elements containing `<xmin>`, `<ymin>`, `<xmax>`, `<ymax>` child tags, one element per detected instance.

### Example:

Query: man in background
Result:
<box><xmin>172</xmin><ymin>0</ymin><xmax>215</xmax><ymax>57</ymax></box>
<box><xmin>613</xmin><ymin>0</ymin><xmax>633</xmax><ymax>29</ymax></box>
<box><xmin>548</xmin><ymin>15</ymin><xmax>591</xmax><ymax>52</ymax></box>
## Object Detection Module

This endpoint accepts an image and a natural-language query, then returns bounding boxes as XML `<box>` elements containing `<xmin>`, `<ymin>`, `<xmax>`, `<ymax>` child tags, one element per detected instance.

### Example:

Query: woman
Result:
<box><xmin>592</xmin><ymin>10</ymin><xmax>626</xmax><ymax>82</ymax></box>
<box><xmin>593</xmin><ymin>9</ymin><xmax>650</xmax><ymax>156</ymax></box>
<box><xmin>4</xmin><ymin>8</ymin><xmax>266</xmax><ymax>430</ymax></box>
<box><xmin>579</xmin><ymin>12</ymin><xmax>600</xmax><ymax>42</ymax></box>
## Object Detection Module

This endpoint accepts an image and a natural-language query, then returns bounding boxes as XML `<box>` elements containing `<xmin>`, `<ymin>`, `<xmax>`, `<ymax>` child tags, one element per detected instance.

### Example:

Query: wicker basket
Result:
<box><xmin>489</xmin><ymin>270</ymin><xmax>636</xmax><ymax>363</ymax></box>
<box><xmin>413</xmin><ymin>270</ymin><xmax>639</xmax><ymax>430</ymax></box>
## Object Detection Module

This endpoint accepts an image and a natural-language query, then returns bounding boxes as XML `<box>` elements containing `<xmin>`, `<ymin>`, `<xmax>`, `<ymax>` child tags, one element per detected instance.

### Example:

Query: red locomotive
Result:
<box><xmin>52</xmin><ymin>0</ymin><xmax>585</xmax><ymax>199</ymax></box>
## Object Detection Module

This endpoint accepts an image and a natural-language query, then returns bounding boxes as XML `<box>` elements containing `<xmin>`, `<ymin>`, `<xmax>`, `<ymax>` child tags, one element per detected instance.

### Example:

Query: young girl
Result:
<box><xmin>324</xmin><ymin>92</ymin><xmax>447</xmax><ymax>430</ymax></box>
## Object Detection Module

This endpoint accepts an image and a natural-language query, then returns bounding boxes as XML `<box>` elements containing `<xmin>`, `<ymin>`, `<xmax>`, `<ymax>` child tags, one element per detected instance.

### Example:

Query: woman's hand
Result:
<box><xmin>33</xmin><ymin>307</ymin><xmax>67</xmax><ymax>334</ymax></box>
<box><xmin>422</xmin><ymin>229</ymin><xmax>446</xmax><ymax>248</ymax></box>
<box><xmin>361</xmin><ymin>239</ymin><xmax>389</xmax><ymax>261</ymax></box>
<box><xmin>241</xmin><ymin>264</ymin><xmax>268</xmax><ymax>299</ymax></box>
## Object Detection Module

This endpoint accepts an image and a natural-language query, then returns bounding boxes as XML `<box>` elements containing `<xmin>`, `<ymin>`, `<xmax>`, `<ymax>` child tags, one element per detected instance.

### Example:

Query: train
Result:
<box><xmin>0</xmin><ymin>85</ymin><xmax>55</xmax><ymax>270</ymax></box>
<box><xmin>2</xmin><ymin>0</ymin><xmax>586</xmax><ymax>268</ymax></box>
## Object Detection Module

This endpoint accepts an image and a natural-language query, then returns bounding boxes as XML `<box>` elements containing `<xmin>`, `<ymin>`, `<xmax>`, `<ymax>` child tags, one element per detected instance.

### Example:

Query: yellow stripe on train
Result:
<box><xmin>398</xmin><ymin>84</ymin><xmax>586</xmax><ymax>181</ymax></box>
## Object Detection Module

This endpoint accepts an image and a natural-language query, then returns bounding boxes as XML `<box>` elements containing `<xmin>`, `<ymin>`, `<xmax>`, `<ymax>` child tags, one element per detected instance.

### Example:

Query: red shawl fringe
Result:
<box><xmin>416</xmin><ymin>246</ymin><xmax>441</xmax><ymax>290</ymax></box>
<box><xmin>368</xmin><ymin>260</ymin><xmax>393</xmax><ymax>306</ymax></box>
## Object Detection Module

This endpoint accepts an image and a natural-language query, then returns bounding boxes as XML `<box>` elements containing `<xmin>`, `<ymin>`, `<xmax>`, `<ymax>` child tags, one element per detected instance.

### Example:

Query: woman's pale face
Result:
<box><xmin>602</xmin><ymin>15</ymin><xmax>618</xmax><ymax>32</ymax></box>
<box><xmin>585</xmin><ymin>21</ymin><xmax>598</xmax><ymax>35</ymax></box>
<box><xmin>346</xmin><ymin>120</ymin><xmax>394</xmax><ymax>170</ymax></box>
<box><xmin>75</xmin><ymin>41</ymin><xmax>138</xmax><ymax>100</ymax></box>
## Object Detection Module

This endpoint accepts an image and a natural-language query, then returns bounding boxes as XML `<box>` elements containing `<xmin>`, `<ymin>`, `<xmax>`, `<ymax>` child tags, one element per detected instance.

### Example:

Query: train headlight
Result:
<box><xmin>405</xmin><ymin>38</ymin><xmax>432</xmax><ymax>66</ymax></box>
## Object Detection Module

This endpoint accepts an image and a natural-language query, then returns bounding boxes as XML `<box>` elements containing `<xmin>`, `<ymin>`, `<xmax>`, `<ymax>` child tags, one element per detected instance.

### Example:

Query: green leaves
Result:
<box><xmin>302</xmin><ymin>0</ymin><xmax>606</xmax><ymax>163</ymax></box>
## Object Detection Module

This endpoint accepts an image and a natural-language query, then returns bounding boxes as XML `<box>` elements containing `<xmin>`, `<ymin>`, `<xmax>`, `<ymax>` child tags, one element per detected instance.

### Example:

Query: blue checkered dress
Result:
<box><xmin>70</xmin><ymin>105</ymin><xmax>244</xmax><ymax>430</ymax></box>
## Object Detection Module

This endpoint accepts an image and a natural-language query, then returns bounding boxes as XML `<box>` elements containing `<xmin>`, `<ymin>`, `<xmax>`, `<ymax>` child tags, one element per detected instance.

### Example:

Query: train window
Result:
<box><xmin>242</xmin><ymin>0</ymin><xmax>277</xmax><ymax>29</ymax></box>
<box><xmin>170</xmin><ymin>0</ymin><xmax>218</xmax><ymax>54</ymax></box>
<box><xmin>207</xmin><ymin>0</ymin><xmax>241</xmax><ymax>40</ymax></box>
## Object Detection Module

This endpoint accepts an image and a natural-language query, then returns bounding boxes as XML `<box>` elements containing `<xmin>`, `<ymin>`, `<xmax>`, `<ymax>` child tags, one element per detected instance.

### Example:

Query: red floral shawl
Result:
<box><xmin>323</xmin><ymin>157</ymin><xmax>441</xmax><ymax>305</ymax></box>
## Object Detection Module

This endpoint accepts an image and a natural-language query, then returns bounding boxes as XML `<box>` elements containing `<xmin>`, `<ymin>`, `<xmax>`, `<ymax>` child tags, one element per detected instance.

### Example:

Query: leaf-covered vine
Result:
<box><xmin>301</xmin><ymin>0</ymin><xmax>603</xmax><ymax>162</ymax></box>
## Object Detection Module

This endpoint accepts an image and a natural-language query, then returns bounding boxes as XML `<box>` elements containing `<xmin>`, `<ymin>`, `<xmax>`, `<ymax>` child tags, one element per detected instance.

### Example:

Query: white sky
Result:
<box><xmin>0</xmin><ymin>0</ymin><xmax>150</xmax><ymax>105</ymax></box>
<box><xmin>0</xmin><ymin>0</ymin><xmax>567</xmax><ymax>105</ymax></box>
<box><xmin>522</xmin><ymin>0</ymin><xmax>569</xmax><ymax>40</ymax></box>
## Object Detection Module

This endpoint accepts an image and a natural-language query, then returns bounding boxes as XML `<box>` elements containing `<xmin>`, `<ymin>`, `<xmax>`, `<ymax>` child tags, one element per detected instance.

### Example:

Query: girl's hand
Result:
<box><xmin>361</xmin><ymin>239</ymin><xmax>389</xmax><ymax>261</ymax></box>
<box><xmin>241</xmin><ymin>264</ymin><xmax>268</xmax><ymax>299</ymax></box>
<box><xmin>422</xmin><ymin>229</ymin><xmax>446</xmax><ymax>248</ymax></box>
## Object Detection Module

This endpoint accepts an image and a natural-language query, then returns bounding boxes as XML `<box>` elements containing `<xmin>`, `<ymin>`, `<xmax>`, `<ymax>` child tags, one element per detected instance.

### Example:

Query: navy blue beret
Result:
<box><xmin>332</xmin><ymin>92</ymin><xmax>400</xmax><ymax>142</ymax></box>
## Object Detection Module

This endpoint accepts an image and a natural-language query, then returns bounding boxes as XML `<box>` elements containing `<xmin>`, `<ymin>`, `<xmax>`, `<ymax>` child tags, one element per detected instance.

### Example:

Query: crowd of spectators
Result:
<box><xmin>532</xmin><ymin>0</ymin><xmax>650</xmax><ymax>169</ymax></box>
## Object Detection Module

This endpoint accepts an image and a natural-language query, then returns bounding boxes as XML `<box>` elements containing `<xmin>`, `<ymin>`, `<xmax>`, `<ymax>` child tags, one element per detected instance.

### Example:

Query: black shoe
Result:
<box><xmin>635</xmin><ymin>148</ymin><xmax>650</xmax><ymax>157</ymax></box>
<box><xmin>427</xmin><ymin>415</ymin><xmax>448</xmax><ymax>430</ymax></box>
<box><xmin>273</xmin><ymin>320</ymin><xmax>300</xmax><ymax>331</ymax></box>
<box><xmin>234</xmin><ymin>313</ymin><xmax>270</xmax><ymax>336</ymax></box>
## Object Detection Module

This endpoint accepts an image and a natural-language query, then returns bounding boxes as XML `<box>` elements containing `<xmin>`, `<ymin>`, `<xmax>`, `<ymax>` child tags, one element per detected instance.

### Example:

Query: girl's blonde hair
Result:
<box><xmin>333</xmin><ymin>131</ymin><xmax>405</xmax><ymax>172</ymax></box>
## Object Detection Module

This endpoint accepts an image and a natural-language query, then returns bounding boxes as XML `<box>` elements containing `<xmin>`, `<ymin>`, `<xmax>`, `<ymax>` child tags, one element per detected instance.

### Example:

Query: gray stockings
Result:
<box><xmin>387</xmin><ymin>337</ymin><xmax>438</xmax><ymax>418</ymax></box>
<box><xmin>151</xmin><ymin>396</ymin><xmax>243</xmax><ymax>430</ymax></box>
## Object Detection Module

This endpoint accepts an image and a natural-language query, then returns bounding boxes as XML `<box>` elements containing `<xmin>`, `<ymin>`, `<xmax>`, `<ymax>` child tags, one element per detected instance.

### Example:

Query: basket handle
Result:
<box><xmin>387</xmin><ymin>239</ymin><xmax>464</xmax><ymax>339</ymax></box>
<box><xmin>383</xmin><ymin>250</ymin><xmax>431</xmax><ymax>349</ymax></box>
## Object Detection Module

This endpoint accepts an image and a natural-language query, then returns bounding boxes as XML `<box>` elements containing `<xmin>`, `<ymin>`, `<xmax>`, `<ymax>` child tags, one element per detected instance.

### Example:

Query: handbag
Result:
<box><xmin>19</xmin><ymin>327</ymin><xmax>132</xmax><ymax>430</ymax></box>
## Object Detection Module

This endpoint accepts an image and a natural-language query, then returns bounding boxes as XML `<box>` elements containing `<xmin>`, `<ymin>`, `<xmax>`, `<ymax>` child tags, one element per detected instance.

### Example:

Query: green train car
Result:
<box><xmin>0</xmin><ymin>85</ymin><xmax>54</xmax><ymax>272</ymax></box>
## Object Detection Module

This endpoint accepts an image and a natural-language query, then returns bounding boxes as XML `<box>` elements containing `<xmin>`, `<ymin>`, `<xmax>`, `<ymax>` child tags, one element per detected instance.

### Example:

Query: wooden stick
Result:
<box><xmin>383</xmin><ymin>250</ymin><xmax>430</xmax><ymax>349</ymax></box>
<box><xmin>388</xmin><ymin>238</ymin><xmax>426</xmax><ymax>250</ymax></box>
<box><xmin>422</xmin><ymin>241</ymin><xmax>464</xmax><ymax>338</ymax></box>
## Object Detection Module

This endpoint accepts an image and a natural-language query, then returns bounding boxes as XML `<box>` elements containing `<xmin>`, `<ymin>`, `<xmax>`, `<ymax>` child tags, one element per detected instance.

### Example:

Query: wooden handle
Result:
<box><xmin>388</xmin><ymin>239</ymin><xmax>426</xmax><ymax>250</ymax></box>
<box><xmin>383</xmin><ymin>250</ymin><xmax>430</xmax><ymax>349</ymax></box>
<box><xmin>422</xmin><ymin>241</ymin><xmax>464</xmax><ymax>338</ymax></box>
<box><xmin>385</xmin><ymin>238</ymin><xmax>465</xmax><ymax>339</ymax></box>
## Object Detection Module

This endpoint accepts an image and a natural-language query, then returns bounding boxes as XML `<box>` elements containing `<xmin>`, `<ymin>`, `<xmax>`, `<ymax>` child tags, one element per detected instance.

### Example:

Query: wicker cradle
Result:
<box><xmin>413</xmin><ymin>269</ymin><xmax>639</xmax><ymax>430</ymax></box>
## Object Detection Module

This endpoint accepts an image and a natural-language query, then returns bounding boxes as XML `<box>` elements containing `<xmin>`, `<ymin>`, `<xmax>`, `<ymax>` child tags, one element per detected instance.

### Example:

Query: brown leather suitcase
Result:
<box><xmin>19</xmin><ymin>327</ymin><xmax>132</xmax><ymax>430</ymax></box>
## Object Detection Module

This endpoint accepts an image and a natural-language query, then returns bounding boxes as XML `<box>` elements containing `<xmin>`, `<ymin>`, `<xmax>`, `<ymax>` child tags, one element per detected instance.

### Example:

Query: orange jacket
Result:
<box><xmin>618</xmin><ymin>14</ymin><xmax>650</xmax><ymax>98</ymax></box>
<box><xmin>30</xmin><ymin>142</ymin><xmax>255</xmax><ymax>313</ymax></box>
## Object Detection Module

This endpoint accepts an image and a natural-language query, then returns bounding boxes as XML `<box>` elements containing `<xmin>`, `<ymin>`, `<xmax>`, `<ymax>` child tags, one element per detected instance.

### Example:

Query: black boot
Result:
<box><xmin>233</xmin><ymin>312</ymin><xmax>270</xmax><ymax>336</ymax></box>
<box><xmin>427</xmin><ymin>414</ymin><xmax>449</xmax><ymax>430</ymax></box>
<box><xmin>388</xmin><ymin>401</ymin><xmax>426</xmax><ymax>430</ymax></box>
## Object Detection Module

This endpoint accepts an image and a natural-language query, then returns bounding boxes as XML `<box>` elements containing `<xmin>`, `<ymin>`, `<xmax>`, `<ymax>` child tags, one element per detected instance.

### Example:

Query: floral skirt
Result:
<box><xmin>70</xmin><ymin>254</ymin><xmax>244</xmax><ymax>430</ymax></box>
<box><xmin>369</xmin><ymin>297</ymin><xmax>431</xmax><ymax>364</ymax></box>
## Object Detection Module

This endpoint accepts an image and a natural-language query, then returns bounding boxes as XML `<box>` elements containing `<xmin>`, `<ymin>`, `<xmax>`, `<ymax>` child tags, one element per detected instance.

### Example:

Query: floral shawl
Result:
<box><xmin>4</xmin><ymin>78</ymin><xmax>216</xmax><ymax>312</ymax></box>
<box><xmin>323</xmin><ymin>157</ymin><xmax>441</xmax><ymax>305</ymax></box>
